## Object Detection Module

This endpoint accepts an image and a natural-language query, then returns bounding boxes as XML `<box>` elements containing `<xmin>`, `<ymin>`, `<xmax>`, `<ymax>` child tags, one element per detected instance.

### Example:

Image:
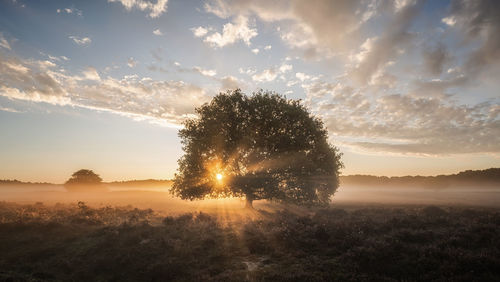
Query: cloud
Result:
<box><xmin>0</xmin><ymin>55</ymin><xmax>68</xmax><ymax>104</ymax></box>
<box><xmin>82</xmin><ymin>67</ymin><xmax>101</xmax><ymax>81</ymax></box>
<box><xmin>191</xmin><ymin>27</ymin><xmax>209</xmax><ymax>37</ymax></box>
<box><xmin>153</xmin><ymin>28</ymin><xmax>163</xmax><ymax>36</ymax></box>
<box><xmin>0</xmin><ymin>33</ymin><xmax>11</xmax><ymax>50</ymax></box>
<box><xmin>422</xmin><ymin>43</ymin><xmax>451</xmax><ymax>76</ymax></box>
<box><xmin>264</xmin><ymin>45</ymin><xmax>272</xmax><ymax>50</ymax></box>
<box><xmin>219</xmin><ymin>75</ymin><xmax>241</xmax><ymax>90</ymax></box>
<box><xmin>200</xmin><ymin>16</ymin><xmax>257</xmax><ymax>48</ymax></box>
<box><xmin>304</xmin><ymin>80</ymin><xmax>500</xmax><ymax>155</ymax></box>
<box><xmin>56</xmin><ymin>7</ymin><xmax>83</xmax><ymax>17</ymax></box>
<box><xmin>446</xmin><ymin>0</ymin><xmax>500</xmax><ymax>76</ymax></box>
<box><xmin>201</xmin><ymin>0</ymin><xmax>428</xmax><ymax>84</ymax></box>
<box><xmin>252</xmin><ymin>68</ymin><xmax>278</xmax><ymax>82</ymax></box>
<box><xmin>279</xmin><ymin>63</ymin><xmax>292</xmax><ymax>73</ymax></box>
<box><xmin>251</xmin><ymin>48</ymin><xmax>259</xmax><ymax>54</ymax></box>
<box><xmin>441</xmin><ymin>16</ymin><xmax>456</xmax><ymax>26</ymax></box>
<box><xmin>192</xmin><ymin>66</ymin><xmax>217</xmax><ymax>77</ymax></box>
<box><xmin>69</xmin><ymin>36</ymin><xmax>91</xmax><ymax>46</ymax></box>
<box><xmin>0</xmin><ymin>105</ymin><xmax>21</xmax><ymax>113</ymax></box>
<box><xmin>295</xmin><ymin>72</ymin><xmax>310</xmax><ymax>81</ymax></box>
<box><xmin>238</xmin><ymin>67</ymin><xmax>256</xmax><ymax>75</ymax></box>
<box><xmin>203</xmin><ymin>0</ymin><xmax>379</xmax><ymax>57</ymax></box>
<box><xmin>349</xmin><ymin>1</ymin><xmax>424</xmax><ymax>84</ymax></box>
<box><xmin>108</xmin><ymin>0</ymin><xmax>168</xmax><ymax>18</ymax></box>
<box><xmin>0</xmin><ymin>52</ymin><xmax>211</xmax><ymax>127</ymax></box>
<box><xmin>127</xmin><ymin>57</ymin><xmax>137</xmax><ymax>68</ymax></box>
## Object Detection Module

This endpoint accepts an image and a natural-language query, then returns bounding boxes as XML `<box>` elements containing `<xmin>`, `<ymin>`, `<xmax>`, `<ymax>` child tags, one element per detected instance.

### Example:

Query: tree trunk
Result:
<box><xmin>245</xmin><ymin>195</ymin><xmax>254</xmax><ymax>209</ymax></box>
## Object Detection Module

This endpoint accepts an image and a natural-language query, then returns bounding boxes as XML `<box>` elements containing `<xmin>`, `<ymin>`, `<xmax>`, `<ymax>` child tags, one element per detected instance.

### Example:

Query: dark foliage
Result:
<box><xmin>1</xmin><ymin>202</ymin><xmax>499</xmax><ymax>281</ymax></box>
<box><xmin>172</xmin><ymin>89</ymin><xmax>343</xmax><ymax>206</ymax></box>
<box><xmin>65</xmin><ymin>169</ymin><xmax>103</xmax><ymax>185</ymax></box>
<box><xmin>341</xmin><ymin>167</ymin><xmax>500</xmax><ymax>187</ymax></box>
<box><xmin>64</xmin><ymin>169</ymin><xmax>106</xmax><ymax>192</ymax></box>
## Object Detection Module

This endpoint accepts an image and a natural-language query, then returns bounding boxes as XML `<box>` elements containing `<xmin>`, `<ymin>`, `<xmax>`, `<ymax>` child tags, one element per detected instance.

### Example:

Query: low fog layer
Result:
<box><xmin>1</xmin><ymin>183</ymin><xmax>499</xmax><ymax>211</ymax></box>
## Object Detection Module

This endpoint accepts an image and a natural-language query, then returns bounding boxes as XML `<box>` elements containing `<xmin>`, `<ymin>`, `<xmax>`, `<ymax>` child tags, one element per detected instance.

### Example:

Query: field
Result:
<box><xmin>1</xmin><ymin>197</ymin><xmax>499</xmax><ymax>281</ymax></box>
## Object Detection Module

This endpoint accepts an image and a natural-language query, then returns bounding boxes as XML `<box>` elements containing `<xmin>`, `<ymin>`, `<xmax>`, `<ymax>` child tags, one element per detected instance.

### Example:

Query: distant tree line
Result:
<box><xmin>340</xmin><ymin>168</ymin><xmax>500</xmax><ymax>187</ymax></box>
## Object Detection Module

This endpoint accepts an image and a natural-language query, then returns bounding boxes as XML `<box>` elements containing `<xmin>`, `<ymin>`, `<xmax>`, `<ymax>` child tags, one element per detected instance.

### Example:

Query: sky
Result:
<box><xmin>0</xmin><ymin>0</ymin><xmax>499</xmax><ymax>183</ymax></box>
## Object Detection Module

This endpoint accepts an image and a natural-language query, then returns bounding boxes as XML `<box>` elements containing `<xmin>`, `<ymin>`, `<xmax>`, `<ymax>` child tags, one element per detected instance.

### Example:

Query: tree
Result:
<box><xmin>172</xmin><ymin>89</ymin><xmax>343</xmax><ymax>208</ymax></box>
<box><xmin>65</xmin><ymin>169</ymin><xmax>103</xmax><ymax>186</ymax></box>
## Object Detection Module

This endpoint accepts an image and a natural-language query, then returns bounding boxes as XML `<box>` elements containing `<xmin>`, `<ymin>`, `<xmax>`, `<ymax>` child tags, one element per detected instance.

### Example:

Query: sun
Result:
<box><xmin>216</xmin><ymin>173</ymin><xmax>223</xmax><ymax>180</ymax></box>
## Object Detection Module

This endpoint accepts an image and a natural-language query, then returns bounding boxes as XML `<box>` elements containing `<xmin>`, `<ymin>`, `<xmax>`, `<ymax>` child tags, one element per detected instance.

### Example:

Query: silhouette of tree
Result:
<box><xmin>66</xmin><ymin>169</ymin><xmax>103</xmax><ymax>185</ymax></box>
<box><xmin>172</xmin><ymin>89</ymin><xmax>343</xmax><ymax>208</ymax></box>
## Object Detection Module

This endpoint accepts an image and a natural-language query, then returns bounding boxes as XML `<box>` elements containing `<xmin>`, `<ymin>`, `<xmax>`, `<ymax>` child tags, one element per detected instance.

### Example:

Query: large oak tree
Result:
<box><xmin>172</xmin><ymin>90</ymin><xmax>343</xmax><ymax>207</ymax></box>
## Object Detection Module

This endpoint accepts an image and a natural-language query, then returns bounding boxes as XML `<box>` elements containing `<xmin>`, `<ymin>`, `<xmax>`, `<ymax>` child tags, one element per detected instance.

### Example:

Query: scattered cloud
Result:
<box><xmin>295</xmin><ymin>72</ymin><xmax>311</xmax><ymax>81</ymax></box>
<box><xmin>264</xmin><ymin>45</ymin><xmax>272</xmax><ymax>50</ymax></box>
<box><xmin>219</xmin><ymin>75</ymin><xmax>241</xmax><ymax>91</ymax></box>
<box><xmin>251</xmin><ymin>48</ymin><xmax>259</xmax><ymax>54</ymax></box>
<box><xmin>108</xmin><ymin>0</ymin><xmax>168</xmax><ymax>18</ymax></box>
<box><xmin>191</xmin><ymin>26</ymin><xmax>209</xmax><ymax>37</ymax></box>
<box><xmin>422</xmin><ymin>43</ymin><xmax>451</xmax><ymax>76</ymax></box>
<box><xmin>200</xmin><ymin>16</ymin><xmax>257</xmax><ymax>48</ymax></box>
<box><xmin>56</xmin><ymin>7</ymin><xmax>83</xmax><ymax>17</ymax></box>
<box><xmin>192</xmin><ymin>66</ymin><xmax>217</xmax><ymax>77</ymax></box>
<box><xmin>279</xmin><ymin>63</ymin><xmax>292</xmax><ymax>73</ymax></box>
<box><xmin>127</xmin><ymin>57</ymin><xmax>137</xmax><ymax>68</ymax></box>
<box><xmin>441</xmin><ymin>16</ymin><xmax>456</xmax><ymax>26</ymax></box>
<box><xmin>0</xmin><ymin>52</ymin><xmax>210</xmax><ymax>127</ymax></box>
<box><xmin>0</xmin><ymin>33</ymin><xmax>11</xmax><ymax>50</ymax></box>
<box><xmin>153</xmin><ymin>28</ymin><xmax>163</xmax><ymax>36</ymax></box>
<box><xmin>304</xmin><ymin>81</ymin><xmax>500</xmax><ymax>155</ymax></box>
<box><xmin>446</xmin><ymin>0</ymin><xmax>500</xmax><ymax>76</ymax></box>
<box><xmin>69</xmin><ymin>36</ymin><xmax>91</xmax><ymax>46</ymax></box>
<box><xmin>0</xmin><ymin>105</ymin><xmax>21</xmax><ymax>113</ymax></box>
<box><xmin>82</xmin><ymin>67</ymin><xmax>101</xmax><ymax>81</ymax></box>
<box><xmin>252</xmin><ymin>68</ymin><xmax>277</xmax><ymax>82</ymax></box>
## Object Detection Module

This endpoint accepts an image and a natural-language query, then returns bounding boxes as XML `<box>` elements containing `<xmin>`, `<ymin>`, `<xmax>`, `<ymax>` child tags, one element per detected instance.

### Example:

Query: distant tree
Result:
<box><xmin>65</xmin><ymin>169</ymin><xmax>103</xmax><ymax>185</ymax></box>
<box><xmin>172</xmin><ymin>89</ymin><xmax>343</xmax><ymax>208</ymax></box>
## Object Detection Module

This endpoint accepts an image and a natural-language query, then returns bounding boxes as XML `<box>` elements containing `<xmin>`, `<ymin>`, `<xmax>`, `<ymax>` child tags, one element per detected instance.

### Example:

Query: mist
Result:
<box><xmin>2</xmin><ymin>182</ymin><xmax>499</xmax><ymax>211</ymax></box>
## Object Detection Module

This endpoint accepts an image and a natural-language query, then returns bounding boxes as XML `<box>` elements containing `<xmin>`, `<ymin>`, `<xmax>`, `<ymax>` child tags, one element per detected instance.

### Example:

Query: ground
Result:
<box><xmin>0</xmin><ymin>201</ymin><xmax>499</xmax><ymax>281</ymax></box>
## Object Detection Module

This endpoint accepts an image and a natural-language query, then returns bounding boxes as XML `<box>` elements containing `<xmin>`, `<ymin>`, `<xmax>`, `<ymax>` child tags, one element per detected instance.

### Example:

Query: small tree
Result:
<box><xmin>66</xmin><ymin>169</ymin><xmax>103</xmax><ymax>185</ymax></box>
<box><xmin>172</xmin><ymin>90</ymin><xmax>343</xmax><ymax>208</ymax></box>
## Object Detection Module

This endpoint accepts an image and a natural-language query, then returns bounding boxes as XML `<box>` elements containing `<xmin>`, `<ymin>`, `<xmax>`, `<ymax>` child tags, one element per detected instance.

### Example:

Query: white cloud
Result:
<box><xmin>108</xmin><ymin>0</ymin><xmax>168</xmax><ymax>18</ymax></box>
<box><xmin>3</xmin><ymin>61</ymin><xmax>29</xmax><ymax>74</ymax></box>
<box><xmin>279</xmin><ymin>63</ymin><xmax>292</xmax><ymax>73</ymax></box>
<box><xmin>69</xmin><ymin>36</ymin><xmax>91</xmax><ymax>46</ymax></box>
<box><xmin>0</xmin><ymin>52</ymin><xmax>210</xmax><ymax>127</ymax></box>
<box><xmin>57</xmin><ymin>7</ymin><xmax>83</xmax><ymax>17</ymax></box>
<box><xmin>193</xmin><ymin>66</ymin><xmax>217</xmax><ymax>77</ymax></box>
<box><xmin>252</xmin><ymin>68</ymin><xmax>277</xmax><ymax>82</ymax></box>
<box><xmin>0</xmin><ymin>106</ymin><xmax>21</xmax><ymax>113</ymax></box>
<box><xmin>127</xmin><ymin>57</ymin><xmax>137</xmax><ymax>68</ymax></box>
<box><xmin>82</xmin><ymin>67</ymin><xmax>101</xmax><ymax>81</ymax></box>
<box><xmin>304</xmin><ymin>80</ymin><xmax>500</xmax><ymax>155</ymax></box>
<box><xmin>202</xmin><ymin>16</ymin><xmax>257</xmax><ymax>48</ymax></box>
<box><xmin>191</xmin><ymin>27</ymin><xmax>208</xmax><ymax>37</ymax></box>
<box><xmin>219</xmin><ymin>75</ymin><xmax>241</xmax><ymax>90</ymax></box>
<box><xmin>295</xmin><ymin>72</ymin><xmax>310</xmax><ymax>81</ymax></box>
<box><xmin>441</xmin><ymin>16</ymin><xmax>456</xmax><ymax>26</ymax></box>
<box><xmin>251</xmin><ymin>48</ymin><xmax>259</xmax><ymax>54</ymax></box>
<box><xmin>264</xmin><ymin>45</ymin><xmax>272</xmax><ymax>50</ymax></box>
<box><xmin>239</xmin><ymin>67</ymin><xmax>256</xmax><ymax>75</ymax></box>
<box><xmin>153</xmin><ymin>28</ymin><xmax>163</xmax><ymax>36</ymax></box>
<box><xmin>0</xmin><ymin>33</ymin><xmax>11</xmax><ymax>50</ymax></box>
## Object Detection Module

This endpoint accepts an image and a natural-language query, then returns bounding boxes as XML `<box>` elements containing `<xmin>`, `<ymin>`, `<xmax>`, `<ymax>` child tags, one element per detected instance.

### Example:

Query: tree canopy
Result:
<box><xmin>66</xmin><ymin>169</ymin><xmax>103</xmax><ymax>185</ymax></box>
<box><xmin>172</xmin><ymin>89</ymin><xmax>343</xmax><ymax>207</ymax></box>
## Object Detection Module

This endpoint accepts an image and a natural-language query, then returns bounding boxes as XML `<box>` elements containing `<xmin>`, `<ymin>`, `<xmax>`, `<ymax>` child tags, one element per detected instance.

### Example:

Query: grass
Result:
<box><xmin>0</xmin><ymin>201</ymin><xmax>499</xmax><ymax>281</ymax></box>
